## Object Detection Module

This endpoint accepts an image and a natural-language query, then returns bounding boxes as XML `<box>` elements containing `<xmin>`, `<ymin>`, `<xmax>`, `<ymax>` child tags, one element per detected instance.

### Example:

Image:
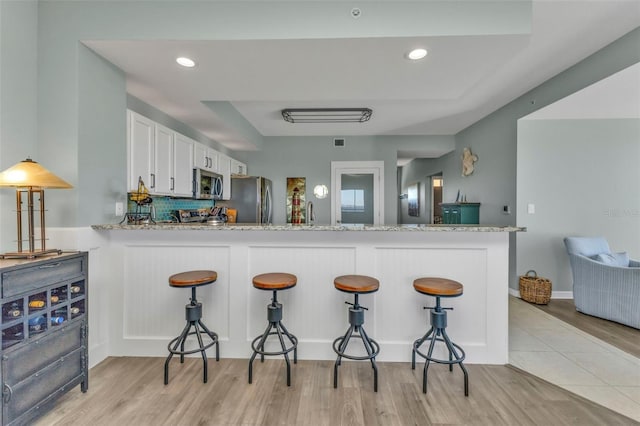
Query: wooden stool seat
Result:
<box><xmin>413</xmin><ymin>277</ymin><xmax>463</xmax><ymax>297</ymax></box>
<box><xmin>252</xmin><ymin>272</ymin><xmax>297</xmax><ymax>290</ymax></box>
<box><xmin>169</xmin><ymin>270</ymin><xmax>217</xmax><ymax>287</ymax></box>
<box><xmin>334</xmin><ymin>275</ymin><xmax>379</xmax><ymax>293</ymax></box>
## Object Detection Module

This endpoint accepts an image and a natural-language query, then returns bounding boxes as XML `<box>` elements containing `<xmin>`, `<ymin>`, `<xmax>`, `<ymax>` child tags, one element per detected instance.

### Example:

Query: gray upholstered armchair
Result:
<box><xmin>564</xmin><ymin>237</ymin><xmax>640</xmax><ymax>329</ymax></box>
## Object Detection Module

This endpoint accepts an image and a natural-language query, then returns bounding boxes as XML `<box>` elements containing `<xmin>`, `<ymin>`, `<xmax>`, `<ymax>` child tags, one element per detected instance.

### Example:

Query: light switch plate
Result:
<box><xmin>527</xmin><ymin>203</ymin><xmax>535</xmax><ymax>214</ymax></box>
<box><xmin>115</xmin><ymin>202</ymin><xmax>124</xmax><ymax>216</ymax></box>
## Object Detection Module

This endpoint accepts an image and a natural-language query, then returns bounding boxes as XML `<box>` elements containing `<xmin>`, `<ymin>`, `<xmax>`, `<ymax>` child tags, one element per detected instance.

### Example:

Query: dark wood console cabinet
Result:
<box><xmin>1</xmin><ymin>252</ymin><xmax>88</xmax><ymax>425</ymax></box>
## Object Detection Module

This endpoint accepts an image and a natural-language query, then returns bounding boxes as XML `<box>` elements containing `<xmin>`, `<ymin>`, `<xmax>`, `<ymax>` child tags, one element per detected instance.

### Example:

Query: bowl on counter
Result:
<box><xmin>206</xmin><ymin>217</ymin><xmax>226</xmax><ymax>226</ymax></box>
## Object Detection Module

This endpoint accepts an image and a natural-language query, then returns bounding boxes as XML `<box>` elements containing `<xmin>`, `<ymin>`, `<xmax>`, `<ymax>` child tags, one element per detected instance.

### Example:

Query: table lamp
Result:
<box><xmin>0</xmin><ymin>157</ymin><xmax>73</xmax><ymax>259</ymax></box>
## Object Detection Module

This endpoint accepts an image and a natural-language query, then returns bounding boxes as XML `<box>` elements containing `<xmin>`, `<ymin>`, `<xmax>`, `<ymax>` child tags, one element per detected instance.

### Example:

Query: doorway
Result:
<box><xmin>331</xmin><ymin>161</ymin><xmax>384</xmax><ymax>225</ymax></box>
<box><xmin>431</xmin><ymin>174</ymin><xmax>443</xmax><ymax>224</ymax></box>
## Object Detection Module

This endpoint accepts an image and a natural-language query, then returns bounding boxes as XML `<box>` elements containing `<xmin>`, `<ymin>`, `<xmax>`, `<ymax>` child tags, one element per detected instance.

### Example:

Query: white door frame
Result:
<box><xmin>331</xmin><ymin>161</ymin><xmax>384</xmax><ymax>225</ymax></box>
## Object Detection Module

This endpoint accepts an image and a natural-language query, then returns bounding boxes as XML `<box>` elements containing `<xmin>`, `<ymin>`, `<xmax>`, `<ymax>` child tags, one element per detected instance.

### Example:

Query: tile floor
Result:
<box><xmin>509</xmin><ymin>296</ymin><xmax>640</xmax><ymax>422</ymax></box>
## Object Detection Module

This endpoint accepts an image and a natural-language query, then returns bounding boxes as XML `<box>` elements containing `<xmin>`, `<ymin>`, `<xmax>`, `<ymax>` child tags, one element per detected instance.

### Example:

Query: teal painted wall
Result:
<box><xmin>399</xmin><ymin>28</ymin><xmax>640</xmax><ymax>289</ymax></box>
<box><xmin>246</xmin><ymin>135</ymin><xmax>454</xmax><ymax>225</ymax></box>
<box><xmin>77</xmin><ymin>46</ymin><xmax>127</xmax><ymax>225</ymax></box>
<box><xmin>0</xmin><ymin>0</ymin><xmax>39</xmax><ymax>251</ymax></box>
<box><xmin>517</xmin><ymin>118</ymin><xmax>640</xmax><ymax>292</ymax></box>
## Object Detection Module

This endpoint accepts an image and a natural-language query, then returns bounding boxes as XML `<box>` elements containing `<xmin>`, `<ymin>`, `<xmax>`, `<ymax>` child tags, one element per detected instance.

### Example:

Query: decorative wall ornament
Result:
<box><xmin>286</xmin><ymin>177</ymin><xmax>306</xmax><ymax>224</ymax></box>
<box><xmin>461</xmin><ymin>147</ymin><xmax>478</xmax><ymax>177</ymax></box>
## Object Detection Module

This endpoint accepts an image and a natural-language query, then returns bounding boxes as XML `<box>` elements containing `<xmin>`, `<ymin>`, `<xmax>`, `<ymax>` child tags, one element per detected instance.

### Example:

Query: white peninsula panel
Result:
<box><xmin>85</xmin><ymin>225</ymin><xmax>517</xmax><ymax>365</ymax></box>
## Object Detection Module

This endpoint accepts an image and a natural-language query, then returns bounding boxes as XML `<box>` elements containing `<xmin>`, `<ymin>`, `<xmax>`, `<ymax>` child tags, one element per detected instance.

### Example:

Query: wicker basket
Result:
<box><xmin>519</xmin><ymin>270</ymin><xmax>552</xmax><ymax>305</ymax></box>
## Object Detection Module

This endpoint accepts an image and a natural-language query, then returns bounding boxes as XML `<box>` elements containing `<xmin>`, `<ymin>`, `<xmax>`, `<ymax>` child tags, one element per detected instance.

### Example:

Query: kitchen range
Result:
<box><xmin>175</xmin><ymin>207</ymin><xmax>226</xmax><ymax>225</ymax></box>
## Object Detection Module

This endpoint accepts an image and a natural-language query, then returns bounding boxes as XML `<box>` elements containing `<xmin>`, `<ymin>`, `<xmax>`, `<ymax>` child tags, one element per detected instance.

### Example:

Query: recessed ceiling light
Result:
<box><xmin>176</xmin><ymin>57</ymin><xmax>196</xmax><ymax>68</ymax></box>
<box><xmin>406</xmin><ymin>48</ymin><xmax>427</xmax><ymax>61</ymax></box>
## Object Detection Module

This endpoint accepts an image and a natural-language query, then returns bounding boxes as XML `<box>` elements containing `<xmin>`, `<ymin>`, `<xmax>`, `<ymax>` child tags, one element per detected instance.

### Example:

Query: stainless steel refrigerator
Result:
<box><xmin>218</xmin><ymin>176</ymin><xmax>273</xmax><ymax>224</ymax></box>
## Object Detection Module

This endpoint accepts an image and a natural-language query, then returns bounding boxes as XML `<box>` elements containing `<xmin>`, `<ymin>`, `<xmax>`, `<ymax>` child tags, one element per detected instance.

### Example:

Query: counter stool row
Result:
<box><xmin>163</xmin><ymin>270</ymin><xmax>469</xmax><ymax>397</ymax></box>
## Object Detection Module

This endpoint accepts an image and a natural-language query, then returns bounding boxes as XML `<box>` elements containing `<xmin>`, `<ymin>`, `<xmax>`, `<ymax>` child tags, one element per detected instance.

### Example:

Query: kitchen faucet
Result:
<box><xmin>306</xmin><ymin>201</ymin><xmax>315</xmax><ymax>225</ymax></box>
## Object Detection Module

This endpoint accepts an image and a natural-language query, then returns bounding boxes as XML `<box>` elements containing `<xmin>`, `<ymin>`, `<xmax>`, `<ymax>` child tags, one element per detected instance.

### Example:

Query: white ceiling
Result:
<box><xmin>84</xmin><ymin>1</ymin><xmax>640</xmax><ymax>156</ymax></box>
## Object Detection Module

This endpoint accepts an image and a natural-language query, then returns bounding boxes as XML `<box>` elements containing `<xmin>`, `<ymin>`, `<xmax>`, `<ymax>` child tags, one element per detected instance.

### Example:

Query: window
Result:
<box><xmin>341</xmin><ymin>189</ymin><xmax>365</xmax><ymax>212</ymax></box>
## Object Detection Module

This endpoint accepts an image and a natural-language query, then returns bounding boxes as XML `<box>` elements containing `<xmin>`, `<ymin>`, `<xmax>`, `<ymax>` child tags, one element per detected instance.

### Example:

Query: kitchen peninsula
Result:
<box><xmin>91</xmin><ymin>224</ymin><xmax>522</xmax><ymax>364</ymax></box>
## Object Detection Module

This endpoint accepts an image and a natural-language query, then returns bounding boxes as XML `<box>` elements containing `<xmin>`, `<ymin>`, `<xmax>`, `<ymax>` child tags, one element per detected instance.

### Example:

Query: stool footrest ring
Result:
<box><xmin>413</xmin><ymin>337</ymin><xmax>466</xmax><ymax>364</ymax></box>
<box><xmin>167</xmin><ymin>330</ymin><xmax>218</xmax><ymax>356</ymax></box>
<box><xmin>251</xmin><ymin>331</ymin><xmax>298</xmax><ymax>356</ymax></box>
<box><xmin>333</xmin><ymin>335</ymin><xmax>380</xmax><ymax>360</ymax></box>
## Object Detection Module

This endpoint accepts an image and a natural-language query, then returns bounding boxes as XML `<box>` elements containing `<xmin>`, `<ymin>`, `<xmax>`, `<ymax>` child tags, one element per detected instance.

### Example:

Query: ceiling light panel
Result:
<box><xmin>282</xmin><ymin>108</ymin><xmax>372</xmax><ymax>123</ymax></box>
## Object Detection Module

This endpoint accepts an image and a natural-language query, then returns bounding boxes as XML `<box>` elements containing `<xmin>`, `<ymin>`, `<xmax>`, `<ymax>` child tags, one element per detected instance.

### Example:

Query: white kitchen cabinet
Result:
<box><xmin>218</xmin><ymin>153</ymin><xmax>231</xmax><ymax>200</ymax></box>
<box><xmin>194</xmin><ymin>142</ymin><xmax>219</xmax><ymax>173</ymax></box>
<box><xmin>230</xmin><ymin>158</ymin><xmax>247</xmax><ymax>176</ymax></box>
<box><xmin>127</xmin><ymin>110</ymin><xmax>194</xmax><ymax>197</ymax></box>
<box><xmin>127</xmin><ymin>111</ymin><xmax>154</xmax><ymax>192</ymax></box>
<box><xmin>173</xmin><ymin>134</ymin><xmax>195</xmax><ymax>197</ymax></box>
<box><xmin>153</xmin><ymin>123</ymin><xmax>174</xmax><ymax>195</ymax></box>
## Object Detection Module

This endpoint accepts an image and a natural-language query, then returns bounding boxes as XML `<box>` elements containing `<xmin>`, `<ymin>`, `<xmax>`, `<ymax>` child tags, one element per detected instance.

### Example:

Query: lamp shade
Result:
<box><xmin>0</xmin><ymin>158</ymin><xmax>72</xmax><ymax>189</ymax></box>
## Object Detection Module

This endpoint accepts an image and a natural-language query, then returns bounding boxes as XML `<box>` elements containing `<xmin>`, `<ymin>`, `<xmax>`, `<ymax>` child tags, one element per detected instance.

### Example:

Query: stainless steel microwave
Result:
<box><xmin>193</xmin><ymin>169</ymin><xmax>223</xmax><ymax>200</ymax></box>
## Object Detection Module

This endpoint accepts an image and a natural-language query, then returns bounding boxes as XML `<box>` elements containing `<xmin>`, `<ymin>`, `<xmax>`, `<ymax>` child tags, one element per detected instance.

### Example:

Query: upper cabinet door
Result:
<box><xmin>230</xmin><ymin>158</ymin><xmax>247</xmax><ymax>176</ymax></box>
<box><xmin>173</xmin><ymin>134</ymin><xmax>194</xmax><ymax>197</ymax></box>
<box><xmin>194</xmin><ymin>142</ymin><xmax>219</xmax><ymax>173</ymax></box>
<box><xmin>194</xmin><ymin>143</ymin><xmax>209</xmax><ymax>170</ymax></box>
<box><xmin>127</xmin><ymin>111</ymin><xmax>154</xmax><ymax>192</ymax></box>
<box><xmin>153</xmin><ymin>124</ymin><xmax>174</xmax><ymax>195</ymax></box>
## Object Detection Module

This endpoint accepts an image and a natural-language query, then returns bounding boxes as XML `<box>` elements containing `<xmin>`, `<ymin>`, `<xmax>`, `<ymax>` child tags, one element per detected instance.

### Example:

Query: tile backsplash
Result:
<box><xmin>127</xmin><ymin>196</ymin><xmax>215</xmax><ymax>222</ymax></box>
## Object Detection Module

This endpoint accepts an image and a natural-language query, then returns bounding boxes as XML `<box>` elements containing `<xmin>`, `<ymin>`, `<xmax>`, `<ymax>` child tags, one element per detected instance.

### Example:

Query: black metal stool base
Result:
<box><xmin>249</xmin><ymin>293</ymin><xmax>298</xmax><ymax>386</ymax></box>
<box><xmin>164</xmin><ymin>296</ymin><xmax>219</xmax><ymax>385</ymax></box>
<box><xmin>411</xmin><ymin>298</ymin><xmax>468</xmax><ymax>396</ymax></box>
<box><xmin>333</xmin><ymin>294</ymin><xmax>379</xmax><ymax>392</ymax></box>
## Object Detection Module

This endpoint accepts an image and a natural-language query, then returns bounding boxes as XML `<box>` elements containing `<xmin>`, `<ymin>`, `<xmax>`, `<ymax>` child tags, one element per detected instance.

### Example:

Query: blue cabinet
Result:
<box><xmin>440</xmin><ymin>203</ymin><xmax>480</xmax><ymax>224</ymax></box>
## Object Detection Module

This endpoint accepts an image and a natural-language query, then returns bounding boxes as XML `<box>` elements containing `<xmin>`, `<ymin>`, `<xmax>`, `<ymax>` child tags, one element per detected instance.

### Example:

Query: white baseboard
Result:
<box><xmin>509</xmin><ymin>288</ymin><xmax>573</xmax><ymax>300</ymax></box>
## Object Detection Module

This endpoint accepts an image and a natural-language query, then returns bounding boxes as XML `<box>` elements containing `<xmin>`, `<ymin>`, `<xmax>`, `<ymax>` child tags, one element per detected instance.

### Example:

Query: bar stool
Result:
<box><xmin>412</xmin><ymin>277</ymin><xmax>469</xmax><ymax>396</ymax></box>
<box><xmin>333</xmin><ymin>274</ymin><xmax>380</xmax><ymax>392</ymax></box>
<box><xmin>164</xmin><ymin>270</ymin><xmax>219</xmax><ymax>385</ymax></box>
<box><xmin>249</xmin><ymin>272</ymin><xmax>298</xmax><ymax>386</ymax></box>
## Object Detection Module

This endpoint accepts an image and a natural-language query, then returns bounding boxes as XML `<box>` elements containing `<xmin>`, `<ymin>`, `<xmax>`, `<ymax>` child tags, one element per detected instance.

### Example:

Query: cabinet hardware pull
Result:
<box><xmin>171</xmin><ymin>177</ymin><xmax>174</xmax><ymax>191</ymax></box>
<box><xmin>150</xmin><ymin>173</ymin><xmax>155</xmax><ymax>188</ymax></box>
<box><xmin>39</xmin><ymin>262</ymin><xmax>61</xmax><ymax>269</ymax></box>
<box><xmin>2</xmin><ymin>384</ymin><xmax>12</xmax><ymax>403</ymax></box>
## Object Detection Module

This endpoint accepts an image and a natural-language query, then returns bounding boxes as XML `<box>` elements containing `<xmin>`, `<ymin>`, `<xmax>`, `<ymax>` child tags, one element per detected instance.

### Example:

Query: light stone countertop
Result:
<box><xmin>91</xmin><ymin>223</ymin><xmax>525</xmax><ymax>232</ymax></box>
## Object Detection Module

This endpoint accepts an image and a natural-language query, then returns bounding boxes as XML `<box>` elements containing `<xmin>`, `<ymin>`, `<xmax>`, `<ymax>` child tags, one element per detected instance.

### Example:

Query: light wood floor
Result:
<box><xmin>532</xmin><ymin>299</ymin><xmax>640</xmax><ymax>358</ymax></box>
<box><xmin>35</xmin><ymin>356</ymin><xmax>636</xmax><ymax>426</ymax></box>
